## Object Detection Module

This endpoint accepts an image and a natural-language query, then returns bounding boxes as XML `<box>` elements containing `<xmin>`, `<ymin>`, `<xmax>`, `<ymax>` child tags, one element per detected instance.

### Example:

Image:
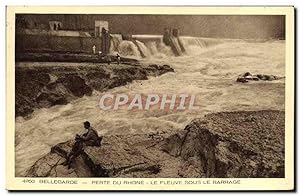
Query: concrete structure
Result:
<box><xmin>172</xmin><ymin>29</ymin><xmax>179</xmax><ymax>37</ymax></box>
<box><xmin>16</xmin><ymin>34</ymin><xmax>101</xmax><ymax>54</ymax></box>
<box><xmin>49</xmin><ymin>21</ymin><xmax>63</xmax><ymax>31</ymax></box>
<box><xmin>163</xmin><ymin>28</ymin><xmax>186</xmax><ymax>56</ymax></box>
<box><xmin>16</xmin><ymin>17</ymin><xmax>112</xmax><ymax>55</ymax></box>
<box><xmin>172</xmin><ymin>29</ymin><xmax>186</xmax><ymax>53</ymax></box>
<box><xmin>100</xmin><ymin>27</ymin><xmax>110</xmax><ymax>55</ymax></box>
<box><xmin>95</xmin><ymin>20</ymin><xmax>108</xmax><ymax>37</ymax></box>
<box><xmin>16</xmin><ymin>15</ymin><xmax>112</xmax><ymax>36</ymax></box>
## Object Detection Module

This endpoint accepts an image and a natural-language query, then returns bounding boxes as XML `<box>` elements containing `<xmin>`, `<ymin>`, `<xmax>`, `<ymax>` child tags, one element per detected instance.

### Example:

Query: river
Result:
<box><xmin>15</xmin><ymin>38</ymin><xmax>285</xmax><ymax>176</ymax></box>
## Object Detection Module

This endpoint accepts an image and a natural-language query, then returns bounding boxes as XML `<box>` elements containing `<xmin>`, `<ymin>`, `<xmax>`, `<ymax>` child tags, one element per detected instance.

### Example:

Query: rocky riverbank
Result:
<box><xmin>16</xmin><ymin>52</ymin><xmax>138</xmax><ymax>64</ymax></box>
<box><xmin>25</xmin><ymin>110</ymin><xmax>284</xmax><ymax>178</ymax></box>
<box><xmin>15</xmin><ymin>63</ymin><xmax>174</xmax><ymax>118</ymax></box>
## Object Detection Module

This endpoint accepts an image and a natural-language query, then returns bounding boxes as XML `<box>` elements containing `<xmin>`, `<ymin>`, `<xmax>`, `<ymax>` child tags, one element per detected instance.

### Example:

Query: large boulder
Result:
<box><xmin>236</xmin><ymin>72</ymin><xmax>283</xmax><ymax>83</ymax></box>
<box><xmin>26</xmin><ymin>133</ymin><xmax>180</xmax><ymax>178</ymax></box>
<box><xmin>57</xmin><ymin>74</ymin><xmax>93</xmax><ymax>97</ymax></box>
<box><xmin>15</xmin><ymin>70</ymin><xmax>51</xmax><ymax>117</ymax></box>
<box><xmin>162</xmin><ymin>110</ymin><xmax>285</xmax><ymax>178</ymax></box>
<box><xmin>15</xmin><ymin>63</ymin><xmax>174</xmax><ymax>118</ymax></box>
<box><xmin>25</xmin><ymin>110</ymin><xmax>285</xmax><ymax>178</ymax></box>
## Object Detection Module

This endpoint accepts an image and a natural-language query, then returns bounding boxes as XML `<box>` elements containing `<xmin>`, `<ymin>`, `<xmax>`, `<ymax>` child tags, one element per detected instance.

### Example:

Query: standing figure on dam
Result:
<box><xmin>92</xmin><ymin>45</ymin><xmax>96</xmax><ymax>55</ymax></box>
<box><xmin>64</xmin><ymin>121</ymin><xmax>102</xmax><ymax>169</ymax></box>
<box><xmin>116</xmin><ymin>53</ymin><xmax>121</xmax><ymax>65</ymax></box>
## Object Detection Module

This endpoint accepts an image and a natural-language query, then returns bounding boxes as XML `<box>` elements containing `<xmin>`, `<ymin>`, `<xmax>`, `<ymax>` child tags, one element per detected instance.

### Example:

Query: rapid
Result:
<box><xmin>15</xmin><ymin>36</ymin><xmax>285</xmax><ymax>176</ymax></box>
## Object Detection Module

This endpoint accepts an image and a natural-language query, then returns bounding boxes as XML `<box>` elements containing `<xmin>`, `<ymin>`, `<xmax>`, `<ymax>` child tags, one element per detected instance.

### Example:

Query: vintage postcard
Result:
<box><xmin>6</xmin><ymin>6</ymin><xmax>294</xmax><ymax>191</ymax></box>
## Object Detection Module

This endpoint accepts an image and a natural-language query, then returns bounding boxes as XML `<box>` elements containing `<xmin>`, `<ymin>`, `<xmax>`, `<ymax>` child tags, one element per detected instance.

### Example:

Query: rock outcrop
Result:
<box><xmin>16</xmin><ymin>52</ymin><xmax>139</xmax><ymax>64</ymax></box>
<box><xmin>236</xmin><ymin>72</ymin><xmax>283</xmax><ymax>83</ymax></box>
<box><xmin>16</xmin><ymin>63</ymin><xmax>174</xmax><ymax>117</ymax></box>
<box><xmin>26</xmin><ymin>133</ymin><xmax>182</xmax><ymax>178</ymax></box>
<box><xmin>26</xmin><ymin>110</ymin><xmax>284</xmax><ymax>178</ymax></box>
<box><xmin>162</xmin><ymin>110</ymin><xmax>285</xmax><ymax>178</ymax></box>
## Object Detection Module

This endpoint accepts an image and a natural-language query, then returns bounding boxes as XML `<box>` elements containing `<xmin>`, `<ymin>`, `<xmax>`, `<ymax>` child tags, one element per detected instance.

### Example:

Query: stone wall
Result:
<box><xmin>16</xmin><ymin>33</ymin><xmax>101</xmax><ymax>54</ymax></box>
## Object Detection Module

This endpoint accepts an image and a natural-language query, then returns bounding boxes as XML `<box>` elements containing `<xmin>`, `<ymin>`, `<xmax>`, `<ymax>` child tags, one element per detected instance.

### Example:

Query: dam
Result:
<box><xmin>16</xmin><ymin>21</ymin><xmax>215</xmax><ymax>61</ymax></box>
<box><xmin>15</xmin><ymin>13</ymin><xmax>284</xmax><ymax>64</ymax></box>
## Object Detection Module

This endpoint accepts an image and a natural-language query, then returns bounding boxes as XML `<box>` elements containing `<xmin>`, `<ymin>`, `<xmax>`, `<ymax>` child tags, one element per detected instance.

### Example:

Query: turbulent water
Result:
<box><xmin>15</xmin><ymin>37</ymin><xmax>285</xmax><ymax>176</ymax></box>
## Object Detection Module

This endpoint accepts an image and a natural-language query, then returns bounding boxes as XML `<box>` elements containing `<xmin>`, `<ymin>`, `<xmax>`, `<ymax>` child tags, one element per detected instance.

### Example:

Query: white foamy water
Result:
<box><xmin>15</xmin><ymin>38</ymin><xmax>285</xmax><ymax>176</ymax></box>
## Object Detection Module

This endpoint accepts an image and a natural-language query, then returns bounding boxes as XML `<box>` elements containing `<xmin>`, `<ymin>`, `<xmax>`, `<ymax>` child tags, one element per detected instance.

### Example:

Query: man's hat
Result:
<box><xmin>83</xmin><ymin>121</ymin><xmax>90</xmax><ymax>127</ymax></box>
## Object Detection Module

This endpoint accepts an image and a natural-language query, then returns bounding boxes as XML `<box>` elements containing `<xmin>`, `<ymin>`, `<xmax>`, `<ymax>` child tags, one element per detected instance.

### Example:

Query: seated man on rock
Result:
<box><xmin>64</xmin><ymin>121</ymin><xmax>102</xmax><ymax>169</ymax></box>
<box><xmin>81</xmin><ymin>121</ymin><xmax>102</xmax><ymax>147</ymax></box>
<box><xmin>64</xmin><ymin>134</ymin><xmax>84</xmax><ymax>169</ymax></box>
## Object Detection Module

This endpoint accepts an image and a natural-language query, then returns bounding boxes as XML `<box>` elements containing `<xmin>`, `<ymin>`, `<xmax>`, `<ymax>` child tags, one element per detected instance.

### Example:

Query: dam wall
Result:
<box><xmin>110</xmin><ymin>34</ymin><xmax>222</xmax><ymax>58</ymax></box>
<box><xmin>16</xmin><ymin>33</ymin><xmax>102</xmax><ymax>54</ymax></box>
<box><xmin>16</xmin><ymin>28</ymin><xmax>222</xmax><ymax>60</ymax></box>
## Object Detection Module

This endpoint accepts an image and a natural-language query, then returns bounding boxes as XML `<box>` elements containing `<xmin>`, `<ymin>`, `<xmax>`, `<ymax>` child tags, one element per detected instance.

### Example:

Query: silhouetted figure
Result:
<box><xmin>81</xmin><ymin>121</ymin><xmax>102</xmax><ymax>147</ymax></box>
<box><xmin>92</xmin><ymin>45</ymin><xmax>96</xmax><ymax>54</ymax></box>
<box><xmin>116</xmin><ymin>53</ymin><xmax>121</xmax><ymax>65</ymax></box>
<box><xmin>64</xmin><ymin>135</ymin><xmax>84</xmax><ymax>169</ymax></box>
<box><xmin>64</xmin><ymin>121</ymin><xmax>102</xmax><ymax>169</ymax></box>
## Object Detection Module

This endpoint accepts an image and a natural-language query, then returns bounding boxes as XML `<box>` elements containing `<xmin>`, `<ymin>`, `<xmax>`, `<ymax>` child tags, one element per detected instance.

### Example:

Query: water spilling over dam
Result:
<box><xmin>110</xmin><ymin>34</ymin><xmax>222</xmax><ymax>59</ymax></box>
